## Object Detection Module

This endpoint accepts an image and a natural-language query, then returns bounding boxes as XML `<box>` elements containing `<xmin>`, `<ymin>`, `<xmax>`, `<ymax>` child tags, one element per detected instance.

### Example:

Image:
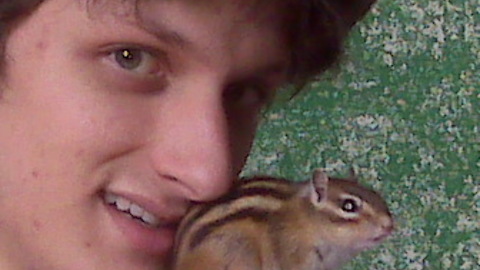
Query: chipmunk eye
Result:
<box><xmin>341</xmin><ymin>199</ymin><xmax>360</xmax><ymax>213</ymax></box>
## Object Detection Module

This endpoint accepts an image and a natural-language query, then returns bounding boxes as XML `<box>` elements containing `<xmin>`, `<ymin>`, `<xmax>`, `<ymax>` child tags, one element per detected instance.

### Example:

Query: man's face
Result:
<box><xmin>0</xmin><ymin>0</ymin><xmax>287</xmax><ymax>269</ymax></box>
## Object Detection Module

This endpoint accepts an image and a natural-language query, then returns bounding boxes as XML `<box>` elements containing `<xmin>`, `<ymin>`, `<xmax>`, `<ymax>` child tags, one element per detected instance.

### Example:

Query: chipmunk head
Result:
<box><xmin>300</xmin><ymin>169</ymin><xmax>394</xmax><ymax>252</ymax></box>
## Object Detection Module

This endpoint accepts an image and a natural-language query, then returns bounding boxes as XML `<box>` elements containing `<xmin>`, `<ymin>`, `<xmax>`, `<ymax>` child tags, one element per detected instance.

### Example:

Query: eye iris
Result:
<box><xmin>342</xmin><ymin>199</ymin><xmax>358</xmax><ymax>213</ymax></box>
<box><xmin>115</xmin><ymin>49</ymin><xmax>142</xmax><ymax>70</ymax></box>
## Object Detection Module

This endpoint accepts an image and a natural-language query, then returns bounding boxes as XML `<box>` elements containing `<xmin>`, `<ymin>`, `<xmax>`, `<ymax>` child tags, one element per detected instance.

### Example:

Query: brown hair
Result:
<box><xmin>284</xmin><ymin>0</ymin><xmax>376</xmax><ymax>87</ymax></box>
<box><xmin>0</xmin><ymin>0</ymin><xmax>377</xmax><ymax>86</ymax></box>
<box><xmin>0</xmin><ymin>0</ymin><xmax>44</xmax><ymax>69</ymax></box>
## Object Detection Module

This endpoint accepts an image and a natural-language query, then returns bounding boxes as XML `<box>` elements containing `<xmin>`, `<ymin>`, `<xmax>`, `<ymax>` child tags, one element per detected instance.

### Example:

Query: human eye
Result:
<box><xmin>107</xmin><ymin>46</ymin><xmax>167</xmax><ymax>76</ymax></box>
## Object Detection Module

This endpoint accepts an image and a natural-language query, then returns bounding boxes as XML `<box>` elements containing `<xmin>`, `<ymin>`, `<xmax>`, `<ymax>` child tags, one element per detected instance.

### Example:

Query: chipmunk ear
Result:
<box><xmin>308</xmin><ymin>169</ymin><xmax>329</xmax><ymax>205</ymax></box>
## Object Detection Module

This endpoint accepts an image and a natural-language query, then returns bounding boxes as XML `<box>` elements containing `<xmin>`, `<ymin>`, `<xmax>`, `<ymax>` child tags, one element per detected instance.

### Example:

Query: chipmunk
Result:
<box><xmin>171</xmin><ymin>169</ymin><xmax>394</xmax><ymax>270</ymax></box>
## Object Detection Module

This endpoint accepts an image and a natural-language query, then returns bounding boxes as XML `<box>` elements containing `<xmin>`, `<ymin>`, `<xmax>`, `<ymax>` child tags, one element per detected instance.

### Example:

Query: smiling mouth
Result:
<box><xmin>104</xmin><ymin>192</ymin><xmax>163</xmax><ymax>228</ymax></box>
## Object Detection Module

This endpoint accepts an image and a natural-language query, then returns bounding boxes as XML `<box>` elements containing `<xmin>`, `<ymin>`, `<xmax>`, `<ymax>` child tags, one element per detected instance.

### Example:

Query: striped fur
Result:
<box><xmin>174</xmin><ymin>177</ymin><xmax>299</xmax><ymax>256</ymax></box>
<box><xmin>172</xmin><ymin>170</ymin><xmax>393</xmax><ymax>270</ymax></box>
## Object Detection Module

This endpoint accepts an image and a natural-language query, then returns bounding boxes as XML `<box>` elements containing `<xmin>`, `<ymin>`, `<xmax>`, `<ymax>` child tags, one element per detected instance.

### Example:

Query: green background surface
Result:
<box><xmin>242</xmin><ymin>0</ymin><xmax>479</xmax><ymax>269</ymax></box>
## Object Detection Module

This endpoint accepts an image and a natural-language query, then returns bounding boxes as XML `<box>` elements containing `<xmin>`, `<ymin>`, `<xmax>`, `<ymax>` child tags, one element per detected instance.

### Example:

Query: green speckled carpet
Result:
<box><xmin>243</xmin><ymin>0</ymin><xmax>479</xmax><ymax>269</ymax></box>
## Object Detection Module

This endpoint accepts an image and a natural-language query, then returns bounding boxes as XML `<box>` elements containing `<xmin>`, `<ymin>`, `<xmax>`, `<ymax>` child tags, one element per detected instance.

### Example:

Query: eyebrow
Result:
<box><xmin>138</xmin><ymin>20</ymin><xmax>288</xmax><ymax>75</ymax></box>
<box><xmin>132</xmin><ymin>8</ymin><xmax>289</xmax><ymax>78</ymax></box>
<box><xmin>137</xmin><ymin>19</ymin><xmax>193</xmax><ymax>51</ymax></box>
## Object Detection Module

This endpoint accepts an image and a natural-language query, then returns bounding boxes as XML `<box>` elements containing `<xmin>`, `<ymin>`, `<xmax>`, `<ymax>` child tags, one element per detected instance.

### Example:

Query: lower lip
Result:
<box><xmin>105</xmin><ymin>203</ymin><xmax>177</xmax><ymax>256</ymax></box>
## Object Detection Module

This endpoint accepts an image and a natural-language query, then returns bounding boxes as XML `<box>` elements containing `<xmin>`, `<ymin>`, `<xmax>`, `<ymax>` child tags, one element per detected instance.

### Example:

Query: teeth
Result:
<box><xmin>116</xmin><ymin>197</ymin><xmax>131</xmax><ymax>211</ymax></box>
<box><xmin>104</xmin><ymin>193</ymin><xmax>161</xmax><ymax>227</ymax></box>
<box><xmin>130</xmin><ymin>203</ymin><xmax>144</xmax><ymax>217</ymax></box>
<box><xmin>141</xmin><ymin>211</ymin><xmax>158</xmax><ymax>225</ymax></box>
<box><xmin>105</xmin><ymin>193</ymin><xmax>117</xmax><ymax>204</ymax></box>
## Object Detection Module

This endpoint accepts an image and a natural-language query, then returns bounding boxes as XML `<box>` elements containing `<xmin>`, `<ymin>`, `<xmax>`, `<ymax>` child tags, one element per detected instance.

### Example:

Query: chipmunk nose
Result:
<box><xmin>380</xmin><ymin>215</ymin><xmax>395</xmax><ymax>234</ymax></box>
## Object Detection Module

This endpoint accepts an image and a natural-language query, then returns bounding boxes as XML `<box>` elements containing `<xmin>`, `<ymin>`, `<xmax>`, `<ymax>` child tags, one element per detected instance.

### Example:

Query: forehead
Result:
<box><xmin>89</xmin><ymin>0</ymin><xmax>287</xmax><ymax>27</ymax></box>
<box><xmin>86</xmin><ymin>0</ymin><xmax>290</xmax><ymax>67</ymax></box>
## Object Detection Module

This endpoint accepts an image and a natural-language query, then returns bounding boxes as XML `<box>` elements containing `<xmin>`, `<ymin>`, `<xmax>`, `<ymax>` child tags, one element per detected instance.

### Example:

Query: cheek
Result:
<box><xmin>1</xmin><ymin>66</ymin><xmax>148</xmax><ymax>183</ymax></box>
<box><xmin>3</xmin><ymin>29</ymin><xmax>150</xmax><ymax>169</ymax></box>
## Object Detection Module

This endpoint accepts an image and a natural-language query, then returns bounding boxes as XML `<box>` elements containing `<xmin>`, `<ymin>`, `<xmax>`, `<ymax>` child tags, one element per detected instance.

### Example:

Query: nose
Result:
<box><xmin>149</xmin><ymin>80</ymin><xmax>234</xmax><ymax>202</ymax></box>
<box><xmin>380</xmin><ymin>214</ymin><xmax>395</xmax><ymax>234</ymax></box>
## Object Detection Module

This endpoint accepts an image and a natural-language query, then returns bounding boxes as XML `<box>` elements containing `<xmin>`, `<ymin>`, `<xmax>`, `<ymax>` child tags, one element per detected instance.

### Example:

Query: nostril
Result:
<box><xmin>158</xmin><ymin>169</ymin><xmax>233</xmax><ymax>203</ymax></box>
<box><xmin>160</xmin><ymin>174</ymin><xmax>180</xmax><ymax>183</ymax></box>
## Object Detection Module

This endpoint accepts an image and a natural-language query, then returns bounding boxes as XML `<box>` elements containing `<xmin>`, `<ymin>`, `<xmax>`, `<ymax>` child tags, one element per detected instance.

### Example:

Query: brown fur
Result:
<box><xmin>173</xmin><ymin>169</ymin><xmax>393</xmax><ymax>270</ymax></box>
